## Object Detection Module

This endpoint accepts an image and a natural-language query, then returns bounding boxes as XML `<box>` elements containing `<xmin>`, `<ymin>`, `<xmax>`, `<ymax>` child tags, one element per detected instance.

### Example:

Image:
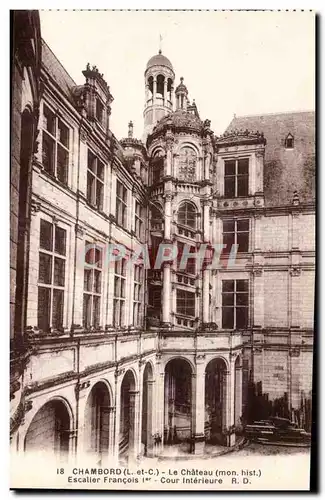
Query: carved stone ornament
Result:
<box><xmin>75</xmin><ymin>380</ymin><xmax>91</xmax><ymax>395</ymax></box>
<box><xmin>75</xmin><ymin>224</ymin><xmax>84</xmax><ymax>239</ymax></box>
<box><xmin>253</xmin><ymin>266</ymin><xmax>263</xmax><ymax>277</ymax></box>
<box><xmin>290</xmin><ymin>267</ymin><xmax>301</xmax><ymax>277</ymax></box>
<box><xmin>289</xmin><ymin>347</ymin><xmax>301</xmax><ymax>357</ymax></box>
<box><xmin>163</xmin><ymin>192</ymin><xmax>173</xmax><ymax>202</ymax></box>
<box><xmin>31</xmin><ymin>200</ymin><xmax>41</xmax><ymax>215</ymax></box>
<box><xmin>80</xmin><ymin>128</ymin><xmax>89</xmax><ymax>143</ymax></box>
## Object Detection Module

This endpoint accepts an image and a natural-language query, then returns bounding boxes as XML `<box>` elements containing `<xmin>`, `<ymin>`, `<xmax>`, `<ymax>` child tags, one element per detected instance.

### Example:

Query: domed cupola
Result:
<box><xmin>143</xmin><ymin>49</ymin><xmax>175</xmax><ymax>142</ymax></box>
<box><xmin>175</xmin><ymin>77</ymin><xmax>188</xmax><ymax>111</ymax></box>
<box><xmin>146</xmin><ymin>50</ymin><xmax>174</xmax><ymax>72</ymax></box>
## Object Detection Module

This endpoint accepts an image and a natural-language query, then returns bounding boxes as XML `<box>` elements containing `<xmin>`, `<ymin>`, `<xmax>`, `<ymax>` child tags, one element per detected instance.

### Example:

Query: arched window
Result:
<box><xmin>156</xmin><ymin>74</ymin><xmax>165</xmax><ymax>96</ymax></box>
<box><xmin>151</xmin><ymin>150</ymin><xmax>164</xmax><ymax>184</ymax></box>
<box><xmin>178</xmin><ymin>202</ymin><xmax>196</xmax><ymax>228</ymax></box>
<box><xmin>148</xmin><ymin>76</ymin><xmax>154</xmax><ymax>95</ymax></box>
<box><xmin>285</xmin><ymin>133</ymin><xmax>294</xmax><ymax>149</ymax></box>
<box><xmin>178</xmin><ymin>147</ymin><xmax>197</xmax><ymax>182</ymax></box>
<box><xmin>150</xmin><ymin>204</ymin><xmax>163</xmax><ymax>231</ymax></box>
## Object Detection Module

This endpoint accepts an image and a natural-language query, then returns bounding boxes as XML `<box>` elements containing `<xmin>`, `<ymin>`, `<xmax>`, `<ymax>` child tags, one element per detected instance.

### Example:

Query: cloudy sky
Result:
<box><xmin>39</xmin><ymin>10</ymin><xmax>315</xmax><ymax>139</ymax></box>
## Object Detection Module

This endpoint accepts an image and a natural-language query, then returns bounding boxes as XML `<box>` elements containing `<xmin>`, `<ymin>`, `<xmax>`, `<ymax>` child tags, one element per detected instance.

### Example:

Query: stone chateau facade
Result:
<box><xmin>10</xmin><ymin>11</ymin><xmax>315</xmax><ymax>461</ymax></box>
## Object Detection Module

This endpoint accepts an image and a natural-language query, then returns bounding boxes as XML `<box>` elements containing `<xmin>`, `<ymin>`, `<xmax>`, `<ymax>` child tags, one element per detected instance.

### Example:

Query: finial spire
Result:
<box><xmin>159</xmin><ymin>34</ymin><xmax>162</xmax><ymax>54</ymax></box>
<box><xmin>128</xmin><ymin>120</ymin><xmax>134</xmax><ymax>138</ymax></box>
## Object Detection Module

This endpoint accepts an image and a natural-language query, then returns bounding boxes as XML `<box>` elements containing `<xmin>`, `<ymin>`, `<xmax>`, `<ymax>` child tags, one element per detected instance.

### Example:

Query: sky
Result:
<box><xmin>39</xmin><ymin>10</ymin><xmax>315</xmax><ymax>140</ymax></box>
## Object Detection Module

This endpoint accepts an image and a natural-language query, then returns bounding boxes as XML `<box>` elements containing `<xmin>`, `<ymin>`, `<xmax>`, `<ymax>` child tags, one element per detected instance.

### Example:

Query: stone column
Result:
<box><xmin>164</xmin><ymin>192</ymin><xmax>172</xmax><ymax>239</ymax></box>
<box><xmin>74</xmin><ymin>382</ymin><xmax>91</xmax><ymax>457</ymax></box>
<box><xmin>171</xmin><ymin>86</ymin><xmax>174</xmax><ymax>109</ymax></box>
<box><xmin>225</xmin><ymin>361</ymin><xmax>236</xmax><ymax>447</ymax></box>
<box><xmin>26</xmin><ymin>205</ymin><xmax>41</xmax><ymax>328</ymax></box>
<box><xmin>253</xmin><ymin>268</ymin><xmax>264</xmax><ymax>327</ymax></box>
<box><xmin>145</xmin><ymin>83</ymin><xmax>149</xmax><ymax>106</ymax></box>
<box><xmin>99</xmin><ymin>406</ymin><xmax>114</xmax><ymax>465</ymax></box>
<box><xmin>108</xmin><ymin>407</ymin><xmax>116</xmax><ymax>459</ymax></box>
<box><xmin>163</xmin><ymin>369</ymin><xmax>169</xmax><ymax>443</ymax></box>
<box><xmin>290</xmin><ymin>267</ymin><xmax>301</xmax><ymax>327</ymax></box>
<box><xmin>203</xmin><ymin>200</ymin><xmax>210</xmax><ymax>242</ymax></box>
<box><xmin>78</xmin><ymin>138</ymin><xmax>88</xmax><ymax>197</ymax></box>
<box><xmin>255</xmin><ymin>150</ymin><xmax>264</xmax><ymax>193</ymax></box>
<box><xmin>67</xmin><ymin>429</ymin><xmax>78</xmax><ymax>463</ymax></box>
<box><xmin>72</xmin><ymin>225</ymin><xmax>86</xmax><ymax>329</ymax></box>
<box><xmin>235</xmin><ymin>362</ymin><xmax>243</xmax><ymax>426</ymax></box>
<box><xmin>128</xmin><ymin>390</ymin><xmax>139</xmax><ymax>462</ymax></box>
<box><xmin>155</xmin><ymin>362</ymin><xmax>165</xmax><ymax>455</ymax></box>
<box><xmin>113</xmin><ymin>375</ymin><xmax>121</xmax><ymax>459</ymax></box>
<box><xmin>204</xmin><ymin>150</ymin><xmax>210</xmax><ymax>181</ymax></box>
<box><xmin>254</xmin><ymin>214</ymin><xmax>262</xmax><ymax>251</ymax></box>
<box><xmin>163</xmin><ymin>79</ymin><xmax>168</xmax><ymax>106</ymax></box>
<box><xmin>146</xmin><ymin>380</ymin><xmax>154</xmax><ymax>456</ymax></box>
<box><xmin>153</xmin><ymin>76</ymin><xmax>157</xmax><ymax>102</ymax></box>
<box><xmin>202</xmin><ymin>268</ymin><xmax>210</xmax><ymax>324</ymax></box>
<box><xmin>162</xmin><ymin>263</ymin><xmax>171</xmax><ymax>324</ymax></box>
<box><xmin>110</xmin><ymin>164</ymin><xmax>117</xmax><ymax>216</ymax></box>
<box><xmin>192</xmin><ymin>357</ymin><xmax>206</xmax><ymax>454</ymax></box>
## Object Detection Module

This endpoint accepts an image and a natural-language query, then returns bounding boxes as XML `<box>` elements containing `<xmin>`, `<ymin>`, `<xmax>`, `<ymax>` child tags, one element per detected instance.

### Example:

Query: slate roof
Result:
<box><xmin>225</xmin><ymin>111</ymin><xmax>315</xmax><ymax>206</ymax></box>
<box><xmin>41</xmin><ymin>38</ymin><xmax>77</xmax><ymax>103</ymax></box>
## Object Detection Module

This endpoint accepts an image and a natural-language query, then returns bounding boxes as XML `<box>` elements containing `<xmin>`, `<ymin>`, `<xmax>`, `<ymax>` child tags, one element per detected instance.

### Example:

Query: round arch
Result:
<box><xmin>142</xmin><ymin>360</ymin><xmax>154</xmax><ymax>383</ymax></box>
<box><xmin>141</xmin><ymin>362</ymin><xmax>155</xmax><ymax>456</ymax></box>
<box><xmin>84</xmin><ymin>381</ymin><xmax>112</xmax><ymax>459</ymax></box>
<box><xmin>151</xmin><ymin>147</ymin><xmax>165</xmax><ymax>158</ymax></box>
<box><xmin>24</xmin><ymin>397</ymin><xmax>73</xmax><ymax>456</ymax></box>
<box><xmin>164</xmin><ymin>355</ymin><xmax>195</xmax><ymax>375</ymax></box>
<box><xmin>177</xmin><ymin>200</ymin><xmax>198</xmax><ymax>229</ymax></box>
<box><xmin>156</xmin><ymin>74</ymin><xmax>165</xmax><ymax>96</ymax></box>
<box><xmin>164</xmin><ymin>357</ymin><xmax>193</xmax><ymax>448</ymax></box>
<box><xmin>119</xmin><ymin>369</ymin><xmax>138</xmax><ymax>459</ymax></box>
<box><xmin>90</xmin><ymin>378</ymin><xmax>114</xmax><ymax>405</ymax></box>
<box><xmin>176</xmin><ymin>141</ymin><xmax>201</xmax><ymax>157</ymax></box>
<box><xmin>205</xmin><ymin>355</ymin><xmax>230</xmax><ymax>373</ymax></box>
<box><xmin>205</xmin><ymin>358</ymin><xmax>228</xmax><ymax>445</ymax></box>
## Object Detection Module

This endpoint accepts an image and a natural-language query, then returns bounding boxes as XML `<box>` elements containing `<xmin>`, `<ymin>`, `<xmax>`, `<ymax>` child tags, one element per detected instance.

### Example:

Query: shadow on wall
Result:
<box><xmin>244</xmin><ymin>381</ymin><xmax>312</xmax><ymax>432</ymax></box>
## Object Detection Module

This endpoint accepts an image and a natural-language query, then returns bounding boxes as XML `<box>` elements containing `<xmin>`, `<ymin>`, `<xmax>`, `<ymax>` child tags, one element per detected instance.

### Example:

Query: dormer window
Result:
<box><xmin>285</xmin><ymin>133</ymin><xmax>294</xmax><ymax>149</ymax></box>
<box><xmin>96</xmin><ymin>98</ymin><xmax>104</xmax><ymax>125</ymax></box>
<box><xmin>224</xmin><ymin>158</ymin><xmax>249</xmax><ymax>198</ymax></box>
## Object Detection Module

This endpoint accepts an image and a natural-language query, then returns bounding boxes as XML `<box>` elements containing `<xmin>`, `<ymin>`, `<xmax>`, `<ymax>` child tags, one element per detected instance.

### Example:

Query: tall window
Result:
<box><xmin>224</xmin><ymin>158</ymin><xmax>249</xmax><ymax>197</ymax></box>
<box><xmin>176</xmin><ymin>289</ymin><xmax>195</xmax><ymax>317</ymax></box>
<box><xmin>133</xmin><ymin>265</ymin><xmax>143</xmax><ymax>327</ymax></box>
<box><xmin>135</xmin><ymin>200</ymin><xmax>144</xmax><ymax>239</ymax></box>
<box><xmin>116</xmin><ymin>180</ymin><xmax>127</xmax><ymax>227</ymax></box>
<box><xmin>96</xmin><ymin>98</ymin><xmax>104</xmax><ymax>125</ymax></box>
<box><xmin>148</xmin><ymin>287</ymin><xmax>161</xmax><ymax>318</ymax></box>
<box><xmin>178</xmin><ymin>202</ymin><xmax>196</xmax><ymax>228</ymax></box>
<box><xmin>42</xmin><ymin>104</ymin><xmax>70</xmax><ymax>184</ymax></box>
<box><xmin>177</xmin><ymin>242</ymin><xmax>196</xmax><ymax>274</ymax></box>
<box><xmin>83</xmin><ymin>242</ymin><xmax>102</xmax><ymax>329</ymax></box>
<box><xmin>151</xmin><ymin>153</ymin><xmax>164</xmax><ymax>184</ymax></box>
<box><xmin>222</xmin><ymin>280</ymin><xmax>249</xmax><ymax>329</ymax></box>
<box><xmin>38</xmin><ymin>219</ymin><xmax>66</xmax><ymax>332</ymax></box>
<box><xmin>223</xmin><ymin>219</ymin><xmax>249</xmax><ymax>253</ymax></box>
<box><xmin>113</xmin><ymin>258</ymin><xmax>127</xmax><ymax>327</ymax></box>
<box><xmin>87</xmin><ymin>151</ymin><xmax>104</xmax><ymax>210</ymax></box>
<box><xmin>178</xmin><ymin>147</ymin><xmax>197</xmax><ymax>181</ymax></box>
<box><xmin>150</xmin><ymin>204</ymin><xmax>163</xmax><ymax>231</ymax></box>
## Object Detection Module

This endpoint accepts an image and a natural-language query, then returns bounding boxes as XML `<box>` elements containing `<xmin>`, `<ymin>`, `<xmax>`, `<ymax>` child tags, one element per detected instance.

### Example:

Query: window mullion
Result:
<box><xmin>235</xmin><ymin>160</ymin><xmax>238</xmax><ymax>197</ymax></box>
<box><xmin>234</xmin><ymin>280</ymin><xmax>237</xmax><ymax>330</ymax></box>
<box><xmin>54</xmin><ymin>117</ymin><xmax>59</xmax><ymax>178</ymax></box>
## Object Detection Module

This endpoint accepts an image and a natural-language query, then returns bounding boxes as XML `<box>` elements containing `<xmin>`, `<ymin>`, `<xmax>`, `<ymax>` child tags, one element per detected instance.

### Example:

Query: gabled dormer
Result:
<box><xmin>78</xmin><ymin>63</ymin><xmax>114</xmax><ymax>132</ymax></box>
